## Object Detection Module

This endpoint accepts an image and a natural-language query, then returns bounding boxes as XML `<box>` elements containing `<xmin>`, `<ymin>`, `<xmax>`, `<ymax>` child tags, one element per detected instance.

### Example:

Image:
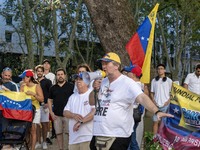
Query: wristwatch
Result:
<box><xmin>155</xmin><ymin>110</ymin><xmax>161</xmax><ymax>116</ymax></box>
<box><xmin>79</xmin><ymin>121</ymin><xmax>83</xmax><ymax>124</ymax></box>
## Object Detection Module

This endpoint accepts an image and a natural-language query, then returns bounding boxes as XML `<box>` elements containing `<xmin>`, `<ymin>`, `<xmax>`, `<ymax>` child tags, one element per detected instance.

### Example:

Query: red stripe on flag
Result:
<box><xmin>126</xmin><ymin>33</ymin><xmax>145</xmax><ymax>67</ymax></box>
<box><xmin>3</xmin><ymin>108</ymin><xmax>33</xmax><ymax>122</ymax></box>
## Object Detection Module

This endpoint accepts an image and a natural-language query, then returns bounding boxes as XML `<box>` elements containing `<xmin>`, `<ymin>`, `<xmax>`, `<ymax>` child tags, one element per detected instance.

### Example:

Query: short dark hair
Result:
<box><xmin>55</xmin><ymin>68</ymin><xmax>66</xmax><ymax>75</ymax></box>
<box><xmin>157</xmin><ymin>64</ymin><xmax>166</xmax><ymax>69</ymax></box>
<box><xmin>42</xmin><ymin>59</ymin><xmax>50</xmax><ymax>64</ymax></box>
<box><xmin>196</xmin><ymin>63</ymin><xmax>200</xmax><ymax>70</ymax></box>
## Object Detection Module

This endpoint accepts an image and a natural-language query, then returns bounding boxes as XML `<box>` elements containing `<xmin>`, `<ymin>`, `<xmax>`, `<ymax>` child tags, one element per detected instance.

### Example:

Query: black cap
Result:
<box><xmin>42</xmin><ymin>59</ymin><xmax>50</xmax><ymax>64</ymax></box>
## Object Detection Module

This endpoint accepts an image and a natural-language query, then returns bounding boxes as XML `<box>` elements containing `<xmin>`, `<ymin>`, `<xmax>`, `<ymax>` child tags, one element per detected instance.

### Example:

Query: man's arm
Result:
<box><xmin>81</xmin><ymin>107</ymin><xmax>96</xmax><ymax>123</ymax></box>
<box><xmin>68</xmin><ymin>108</ymin><xmax>96</xmax><ymax>132</ymax></box>
<box><xmin>136</xmin><ymin>93</ymin><xmax>158</xmax><ymax>114</ymax></box>
<box><xmin>89</xmin><ymin>90</ymin><xmax>95</xmax><ymax>106</ymax></box>
<box><xmin>63</xmin><ymin>110</ymin><xmax>83</xmax><ymax>122</ymax></box>
<box><xmin>48</xmin><ymin>98</ymin><xmax>57</xmax><ymax>120</ymax></box>
<box><xmin>48</xmin><ymin>98</ymin><xmax>53</xmax><ymax>114</ymax></box>
<box><xmin>183</xmin><ymin>83</ymin><xmax>188</xmax><ymax>89</ymax></box>
<box><xmin>183</xmin><ymin>74</ymin><xmax>189</xmax><ymax>89</ymax></box>
<box><xmin>136</xmin><ymin>93</ymin><xmax>173</xmax><ymax>120</ymax></box>
<box><xmin>143</xmin><ymin>84</ymin><xmax>149</xmax><ymax>96</ymax></box>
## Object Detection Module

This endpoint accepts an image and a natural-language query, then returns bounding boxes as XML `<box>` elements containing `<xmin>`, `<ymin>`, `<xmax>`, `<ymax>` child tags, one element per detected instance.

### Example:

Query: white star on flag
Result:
<box><xmin>173</xmin><ymin>107</ymin><xmax>179</xmax><ymax>114</ymax></box>
<box><xmin>141</xmin><ymin>36</ymin><xmax>145</xmax><ymax>40</ymax></box>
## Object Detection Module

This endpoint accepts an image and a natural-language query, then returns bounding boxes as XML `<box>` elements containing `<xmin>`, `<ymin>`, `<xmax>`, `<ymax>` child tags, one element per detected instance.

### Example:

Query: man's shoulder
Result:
<box><xmin>45</xmin><ymin>72</ymin><xmax>55</xmax><ymax>79</ymax></box>
<box><xmin>187</xmin><ymin>72</ymin><xmax>195</xmax><ymax>77</ymax></box>
<box><xmin>151</xmin><ymin>78</ymin><xmax>156</xmax><ymax>83</ymax></box>
<box><xmin>46</xmin><ymin>72</ymin><xmax>55</xmax><ymax>76</ymax></box>
<box><xmin>3</xmin><ymin>81</ymin><xmax>16</xmax><ymax>86</ymax></box>
<box><xmin>42</xmin><ymin>77</ymin><xmax>52</xmax><ymax>83</ymax></box>
<box><xmin>167</xmin><ymin>77</ymin><xmax>172</xmax><ymax>82</ymax></box>
<box><xmin>64</xmin><ymin>82</ymin><xmax>74</xmax><ymax>89</ymax></box>
<box><xmin>3</xmin><ymin>81</ymin><xmax>18</xmax><ymax>91</ymax></box>
<box><xmin>50</xmin><ymin>84</ymin><xmax>58</xmax><ymax>88</ymax></box>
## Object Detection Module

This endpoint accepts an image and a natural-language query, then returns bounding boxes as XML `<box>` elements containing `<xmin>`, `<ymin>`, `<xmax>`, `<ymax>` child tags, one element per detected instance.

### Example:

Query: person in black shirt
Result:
<box><xmin>35</xmin><ymin>65</ymin><xmax>52</xmax><ymax>149</ymax></box>
<box><xmin>48</xmin><ymin>68</ymin><xmax>74</xmax><ymax>150</ymax></box>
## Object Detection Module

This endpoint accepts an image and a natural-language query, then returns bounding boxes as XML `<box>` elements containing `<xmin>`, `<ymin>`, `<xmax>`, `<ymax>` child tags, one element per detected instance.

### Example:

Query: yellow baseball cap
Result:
<box><xmin>98</xmin><ymin>52</ymin><xmax>121</xmax><ymax>64</ymax></box>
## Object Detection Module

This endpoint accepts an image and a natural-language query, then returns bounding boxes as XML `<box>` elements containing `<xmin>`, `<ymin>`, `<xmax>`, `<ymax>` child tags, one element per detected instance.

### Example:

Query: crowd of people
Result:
<box><xmin>0</xmin><ymin>52</ymin><xmax>199</xmax><ymax>150</ymax></box>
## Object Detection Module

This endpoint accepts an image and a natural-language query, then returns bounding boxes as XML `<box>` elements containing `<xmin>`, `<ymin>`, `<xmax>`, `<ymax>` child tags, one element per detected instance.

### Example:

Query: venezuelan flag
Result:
<box><xmin>0</xmin><ymin>91</ymin><xmax>33</xmax><ymax>122</ymax></box>
<box><xmin>126</xmin><ymin>3</ymin><xmax>159</xmax><ymax>83</ymax></box>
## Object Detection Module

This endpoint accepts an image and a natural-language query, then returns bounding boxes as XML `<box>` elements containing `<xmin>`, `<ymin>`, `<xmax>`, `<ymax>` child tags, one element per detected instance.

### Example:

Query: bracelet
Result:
<box><xmin>155</xmin><ymin>110</ymin><xmax>161</xmax><ymax>115</ymax></box>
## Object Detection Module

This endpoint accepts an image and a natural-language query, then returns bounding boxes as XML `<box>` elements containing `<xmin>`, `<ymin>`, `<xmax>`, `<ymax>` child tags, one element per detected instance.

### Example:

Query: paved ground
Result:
<box><xmin>45</xmin><ymin>110</ymin><xmax>154</xmax><ymax>150</ymax></box>
<box><xmin>3</xmin><ymin>110</ymin><xmax>153</xmax><ymax>150</ymax></box>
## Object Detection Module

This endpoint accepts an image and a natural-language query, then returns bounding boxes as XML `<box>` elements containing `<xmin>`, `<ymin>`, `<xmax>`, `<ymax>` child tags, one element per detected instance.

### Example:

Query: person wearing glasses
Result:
<box><xmin>183</xmin><ymin>63</ymin><xmax>200</xmax><ymax>95</ymax></box>
<box><xmin>1</xmin><ymin>67</ymin><xmax>19</xmax><ymax>92</ymax></box>
<box><xmin>150</xmin><ymin>64</ymin><xmax>172</xmax><ymax>138</ymax></box>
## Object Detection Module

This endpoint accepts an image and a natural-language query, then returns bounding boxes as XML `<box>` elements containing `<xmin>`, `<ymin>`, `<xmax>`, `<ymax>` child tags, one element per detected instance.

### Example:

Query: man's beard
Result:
<box><xmin>3</xmin><ymin>78</ymin><xmax>10</xmax><ymax>83</ymax></box>
<box><xmin>37</xmin><ymin>74</ymin><xmax>43</xmax><ymax>79</ymax></box>
<box><xmin>57</xmin><ymin>78</ymin><xmax>65</xmax><ymax>84</ymax></box>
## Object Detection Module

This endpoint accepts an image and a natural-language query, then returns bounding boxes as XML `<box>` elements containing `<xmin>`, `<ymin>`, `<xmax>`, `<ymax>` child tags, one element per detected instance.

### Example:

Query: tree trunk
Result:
<box><xmin>83</xmin><ymin>0</ymin><xmax>136</xmax><ymax>65</ymax></box>
<box><xmin>23</xmin><ymin>0</ymin><xmax>34</xmax><ymax>69</ymax></box>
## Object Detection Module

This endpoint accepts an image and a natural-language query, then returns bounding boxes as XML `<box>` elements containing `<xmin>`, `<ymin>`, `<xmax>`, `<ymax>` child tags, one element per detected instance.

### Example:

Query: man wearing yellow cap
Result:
<box><xmin>89</xmin><ymin>52</ymin><xmax>173</xmax><ymax>150</ymax></box>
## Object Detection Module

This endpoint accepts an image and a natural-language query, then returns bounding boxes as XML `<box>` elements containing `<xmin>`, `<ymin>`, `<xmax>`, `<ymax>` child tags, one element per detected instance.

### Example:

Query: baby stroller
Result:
<box><xmin>0</xmin><ymin>91</ymin><xmax>34</xmax><ymax>150</ymax></box>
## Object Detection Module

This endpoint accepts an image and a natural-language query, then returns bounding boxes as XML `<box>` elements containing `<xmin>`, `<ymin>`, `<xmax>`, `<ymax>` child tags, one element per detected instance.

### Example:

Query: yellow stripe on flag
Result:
<box><xmin>0</xmin><ymin>91</ymin><xmax>31</xmax><ymax>101</ymax></box>
<box><xmin>141</xmin><ymin>3</ymin><xmax>159</xmax><ymax>83</ymax></box>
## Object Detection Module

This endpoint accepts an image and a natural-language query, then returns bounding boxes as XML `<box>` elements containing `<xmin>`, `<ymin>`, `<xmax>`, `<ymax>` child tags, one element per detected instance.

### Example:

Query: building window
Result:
<box><xmin>6</xmin><ymin>15</ymin><xmax>12</xmax><ymax>25</ymax></box>
<box><xmin>5</xmin><ymin>31</ymin><xmax>12</xmax><ymax>42</ymax></box>
<box><xmin>44</xmin><ymin>36</ymin><xmax>50</xmax><ymax>47</ymax></box>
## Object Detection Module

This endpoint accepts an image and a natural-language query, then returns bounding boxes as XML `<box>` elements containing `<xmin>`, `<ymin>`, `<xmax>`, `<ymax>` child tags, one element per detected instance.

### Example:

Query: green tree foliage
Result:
<box><xmin>0</xmin><ymin>0</ymin><xmax>102</xmax><ymax>72</ymax></box>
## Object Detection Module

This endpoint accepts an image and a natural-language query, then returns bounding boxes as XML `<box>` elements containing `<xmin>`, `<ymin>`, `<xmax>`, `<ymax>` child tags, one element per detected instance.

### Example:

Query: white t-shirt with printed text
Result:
<box><xmin>64</xmin><ymin>89</ymin><xmax>94</xmax><ymax>144</ymax></box>
<box><xmin>93</xmin><ymin>74</ymin><xmax>143</xmax><ymax>137</ymax></box>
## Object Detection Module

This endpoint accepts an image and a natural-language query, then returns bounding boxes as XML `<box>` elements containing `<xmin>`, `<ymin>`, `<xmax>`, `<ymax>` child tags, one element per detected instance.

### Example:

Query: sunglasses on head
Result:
<box><xmin>3</xmin><ymin>67</ymin><xmax>12</xmax><ymax>72</ymax></box>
